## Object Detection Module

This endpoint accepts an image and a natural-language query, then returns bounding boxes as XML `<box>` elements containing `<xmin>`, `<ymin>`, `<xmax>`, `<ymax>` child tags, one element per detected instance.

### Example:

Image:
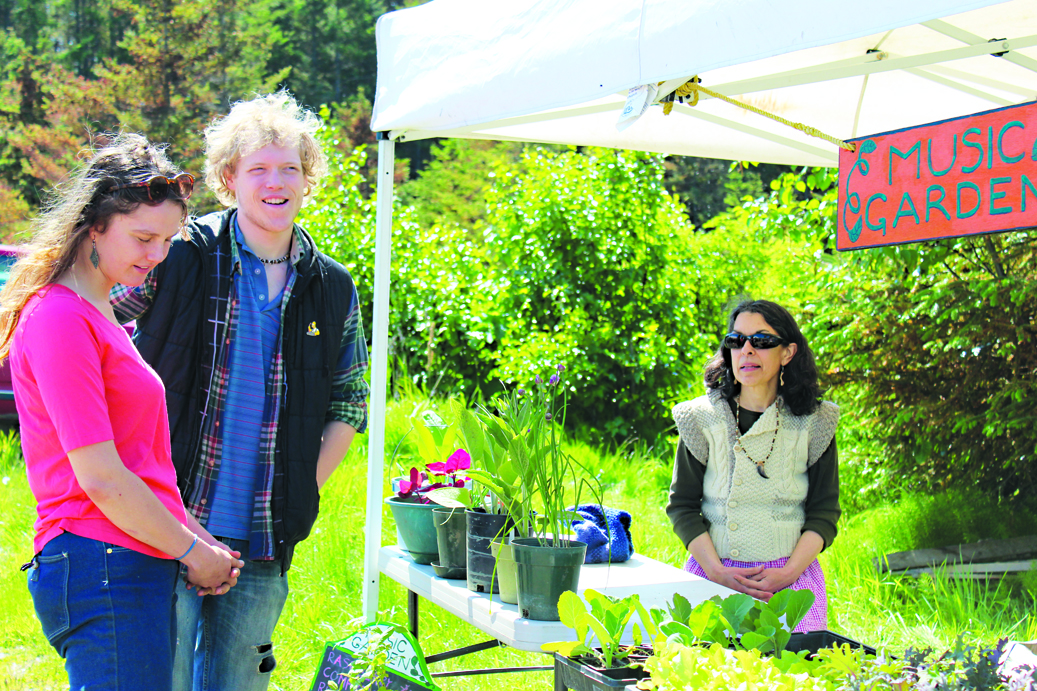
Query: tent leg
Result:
<box><xmin>362</xmin><ymin>136</ymin><xmax>396</xmax><ymax>623</ymax></box>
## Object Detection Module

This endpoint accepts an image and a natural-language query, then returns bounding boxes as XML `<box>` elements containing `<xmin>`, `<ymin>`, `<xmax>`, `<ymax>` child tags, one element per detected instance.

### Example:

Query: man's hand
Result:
<box><xmin>182</xmin><ymin>541</ymin><xmax>244</xmax><ymax>595</ymax></box>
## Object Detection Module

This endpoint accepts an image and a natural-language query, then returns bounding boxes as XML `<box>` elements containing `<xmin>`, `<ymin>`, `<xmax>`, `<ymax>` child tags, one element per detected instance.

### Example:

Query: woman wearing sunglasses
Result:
<box><xmin>0</xmin><ymin>134</ymin><xmax>243</xmax><ymax>690</ymax></box>
<box><xmin>667</xmin><ymin>299</ymin><xmax>839</xmax><ymax>631</ymax></box>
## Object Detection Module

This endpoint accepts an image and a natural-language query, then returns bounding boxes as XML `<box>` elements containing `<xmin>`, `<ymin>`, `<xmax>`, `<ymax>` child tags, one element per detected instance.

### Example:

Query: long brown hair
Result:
<box><xmin>0</xmin><ymin>133</ymin><xmax>189</xmax><ymax>360</ymax></box>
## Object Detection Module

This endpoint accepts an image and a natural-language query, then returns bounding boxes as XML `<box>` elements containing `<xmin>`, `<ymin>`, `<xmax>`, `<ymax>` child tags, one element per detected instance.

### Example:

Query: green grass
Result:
<box><xmin>1</xmin><ymin>397</ymin><xmax>1035</xmax><ymax>689</ymax></box>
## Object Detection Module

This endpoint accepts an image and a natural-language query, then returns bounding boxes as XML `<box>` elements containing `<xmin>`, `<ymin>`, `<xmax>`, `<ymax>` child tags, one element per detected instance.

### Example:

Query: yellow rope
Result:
<box><xmin>662</xmin><ymin>77</ymin><xmax>855</xmax><ymax>152</ymax></box>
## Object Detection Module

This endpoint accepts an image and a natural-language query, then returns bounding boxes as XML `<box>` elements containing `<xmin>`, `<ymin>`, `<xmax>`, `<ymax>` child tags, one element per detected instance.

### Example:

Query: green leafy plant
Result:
<box><xmin>541</xmin><ymin>589</ymin><xmax>657</xmax><ymax>668</ymax></box>
<box><xmin>329</xmin><ymin>620</ymin><xmax>410</xmax><ymax>691</ymax></box>
<box><xmin>463</xmin><ymin>364</ymin><xmax>602</xmax><ymax>544</ymax></box>
<box><xmin>640</xmin><ymin>640</ymin><xmax>833</xmax><ymax>691</ymax></box>
<box><xmin>652</xmin><ymin>590</ymin><xmax>815</xmax><ymax>654</ymax></box>
<box><xmin>641</xmin><ymin>635</ymin><xmax>1031</xmax><ymax>691</ymax></box>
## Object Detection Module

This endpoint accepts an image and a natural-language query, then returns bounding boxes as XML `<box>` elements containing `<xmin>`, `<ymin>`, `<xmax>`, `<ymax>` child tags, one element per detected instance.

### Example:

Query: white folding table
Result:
<box><xmin>378</xmin><ymin>545</ymin><xmax>734</xmax><ymax>677</ymax></box>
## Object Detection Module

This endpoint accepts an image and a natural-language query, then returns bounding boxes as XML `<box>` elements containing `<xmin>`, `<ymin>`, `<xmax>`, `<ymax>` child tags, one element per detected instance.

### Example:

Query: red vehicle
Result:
<box><xmin>0</xmin><ymin>246</ymin><xmax>21</xmax><ymax>420</ymax></box>
<box><xmin>0</xmin><ymin>245</ymin><xmax>135</xmax><ymax>421</ymax></box>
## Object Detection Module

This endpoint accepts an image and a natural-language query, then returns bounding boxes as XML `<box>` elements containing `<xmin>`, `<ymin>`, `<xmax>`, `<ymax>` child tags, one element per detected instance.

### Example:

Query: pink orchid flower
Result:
<box><xmin>426</xmin><ymin>448</ymin><xmax>471</xmax><ymax>476</ymax></box>
<box><xmin>397</xmin><ymin>466</ymin><xmax>427</xmax><ymax>496</ymax></box>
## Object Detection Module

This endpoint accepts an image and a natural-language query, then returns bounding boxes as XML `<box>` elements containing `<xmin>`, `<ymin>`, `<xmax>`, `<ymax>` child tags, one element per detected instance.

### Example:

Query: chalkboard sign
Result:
<box><xmin>310</xmin><ymin>622</ymin><xmax>439</xmax><ymax>691</ymax></box>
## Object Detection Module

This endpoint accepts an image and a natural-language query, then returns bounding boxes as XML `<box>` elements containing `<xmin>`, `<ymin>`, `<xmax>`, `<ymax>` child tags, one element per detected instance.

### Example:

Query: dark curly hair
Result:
<box><xmin>703</xmin><ymin>300</ymin><xmax>823</xmax><ymax>416</ymax></box>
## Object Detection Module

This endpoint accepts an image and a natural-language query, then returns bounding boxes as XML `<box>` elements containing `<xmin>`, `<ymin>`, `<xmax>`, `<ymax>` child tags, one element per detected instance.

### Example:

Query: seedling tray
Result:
<box><xmin>553</xmin><ymin>653</ymin><xmax>647</xmax><ymax>691</ymax></box>
<box><xmin>786</xmin><ymin>630</ymin><xmax>878</xmax><ymax>658</ymax></box>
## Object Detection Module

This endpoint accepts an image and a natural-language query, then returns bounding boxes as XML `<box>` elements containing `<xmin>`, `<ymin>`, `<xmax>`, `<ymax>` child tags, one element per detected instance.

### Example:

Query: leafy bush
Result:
<box><xmin>813</xmin><ymin>232</ymin><xmax>1037</xmax><ymax>499</ymax></box>
<box><xmin>484</xmin><ymin>146</ymin><xmax>734</xmax><ymax>442</ymax></box>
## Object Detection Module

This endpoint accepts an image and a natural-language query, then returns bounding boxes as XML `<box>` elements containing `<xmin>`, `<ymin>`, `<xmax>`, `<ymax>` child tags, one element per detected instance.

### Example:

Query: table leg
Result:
<box><xmin>408</xmin><ymin>589</ymin><xmax>419</xmax><ymax>638</ymax></box>
<box><xmin>406</xmin><ymin>588</ymin><xmax>553</xmax><ymax>676</ymax></box>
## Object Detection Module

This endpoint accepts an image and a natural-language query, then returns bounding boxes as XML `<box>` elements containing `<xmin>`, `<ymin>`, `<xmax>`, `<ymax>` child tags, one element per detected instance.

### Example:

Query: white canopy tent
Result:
<box><xmin>362</xmin><ymin>0</ymin><xmax>1037</xmax><ymax>621</ymax></box>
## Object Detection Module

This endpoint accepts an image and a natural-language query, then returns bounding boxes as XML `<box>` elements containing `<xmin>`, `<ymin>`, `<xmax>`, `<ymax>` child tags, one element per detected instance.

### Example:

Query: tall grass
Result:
<box><xmin>1</xmin><ymin>395</ymin><xmax>1035</xmax><ymax>689</ymax></box>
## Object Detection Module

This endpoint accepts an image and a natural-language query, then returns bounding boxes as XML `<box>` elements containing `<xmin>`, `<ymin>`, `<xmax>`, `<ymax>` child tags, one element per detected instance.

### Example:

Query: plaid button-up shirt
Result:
<box><xmin>112</xmin><ymin>222</ymin><xmax>369</xmax><ymax>560</ymax></box>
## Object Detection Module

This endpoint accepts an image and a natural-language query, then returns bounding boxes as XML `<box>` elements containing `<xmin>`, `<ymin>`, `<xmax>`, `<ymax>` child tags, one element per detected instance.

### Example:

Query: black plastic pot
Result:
<box><xmin>786</xmin><ymin>630</ymin><xmax>877</xmax><ymax>658</ymax></box>
<box><xmin>512</xmin><ymin>537</ymin><xmax>587</xmax><ymax>620</ymax></box>
<box><xmin>465</xmin><ymin>509</ymin><xmax>513</xmax><ymax>594</ymax></box>
<box><xmin>553</xmin><ymin>653</ymin><xmax>647</xmax><ymax>691</ymax></box>
<box><xmin>432</xmin><ymin>506</ymin><xmax>467</xmax><ymax>575</ymax></box>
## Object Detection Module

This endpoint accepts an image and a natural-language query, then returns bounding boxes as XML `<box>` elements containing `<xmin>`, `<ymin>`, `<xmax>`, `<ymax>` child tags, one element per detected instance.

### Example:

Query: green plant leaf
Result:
<box><xmin>719</xmin><ymin>593</ymin><xmax>755</xmax><ymax>638</ymax></box>
<box><xmin>686</xmin><ymin>600</ymin><xmax>721</xmax><ymax>640</ymax></box>
<box><xmin>580</xmin><ymin>611</ymin><xmax>614</xmax><ymax>649</ymax></box>
<box><xmin>659</xmin><ymin>621</ymin><xmax>697</xmax><ymax>647</ymax></box>
<box><xmin>669</xmin><ymin>593</ymin><xmax>692</xmax><ymax>624</ymax></box>
<box><xmin>758</xmin><ymin>607</ymin><xmax>782</xmax><ymax>631</ymax></box>
<box><xmin>780</xmin><ymin>590</ymin><xmax>815</xmax><ymax>633</ymax></box>
<box><xmin>541</xmin><ymin>641</ymin><xmax>591</xmax><ymax>657</ymax></box>
<box><xmin>424</xmin><ymin>486</ymin><xmax>470</xmax><ymax>508</ymax></box>
<box><xmin>557</xmin><ymin>591</ymin><xmax>589</xmax><ymax>641</ymax></box>
<box><xmin>740</xmin><ymin>630</ymin><xmax>774</xmax><ymax>653</ymax></box>
<box><xmin>634</xmin><ymin>600</ymin><xmax>660</xmax><ymax>639</ymax></box>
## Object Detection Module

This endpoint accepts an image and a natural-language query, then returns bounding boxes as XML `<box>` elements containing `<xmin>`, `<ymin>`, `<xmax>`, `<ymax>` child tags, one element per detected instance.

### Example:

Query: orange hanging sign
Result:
<box><xmin>837</xmin><ymin>101</ymin><xmax>1037</xmax><ymax>251</ymax></box>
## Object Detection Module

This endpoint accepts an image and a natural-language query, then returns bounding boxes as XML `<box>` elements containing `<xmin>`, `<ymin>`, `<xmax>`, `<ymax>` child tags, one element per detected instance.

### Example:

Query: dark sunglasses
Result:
<box><xmin>723</xmin><ymin>332</ymin><xmax>788</xmax><ymax>350</ymax></box>
<box><xmin>108</xmin><ymin>173</ymin><xmax>195</xmax><ymax>202</ymax></box>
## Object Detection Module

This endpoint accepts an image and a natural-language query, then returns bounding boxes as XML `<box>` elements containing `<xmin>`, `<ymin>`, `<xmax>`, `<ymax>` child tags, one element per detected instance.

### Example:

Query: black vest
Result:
<box><xmin>133</xmin><ymin>210</ymin><xmax>355</xmax><ymax>570</ymax></box>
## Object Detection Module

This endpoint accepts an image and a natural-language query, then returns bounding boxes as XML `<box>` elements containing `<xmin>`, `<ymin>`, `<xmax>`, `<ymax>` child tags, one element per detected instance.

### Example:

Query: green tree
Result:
<box><xmin>486</xmin><ymin>146</ymin><xmax>734</xmax><ymax>441</ymax></box>
<box><xmin>716</xmin><ymin>167</ymin><xmax>1037</xmax><ymax>500</ymax></box>
<box><xmin>302</xmin><ymin>118</ymin><xmax>500</xmax><ymax>400</ymax></box>
<box><xmin>269</xmin><ymin>0</ymin><xmax>390</xmax><ymax>107</ymax></box>
<box><xmin>398</xmin><ymin>138</ymin><xmax>522</xmax><ymax>232</ymax></box>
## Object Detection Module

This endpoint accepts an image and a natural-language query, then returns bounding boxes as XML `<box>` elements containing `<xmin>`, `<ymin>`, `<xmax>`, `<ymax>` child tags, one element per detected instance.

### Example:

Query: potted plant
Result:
<box><xmin>543</xmin><ymin>590</ymin><xmax>655</xmax><ymax>691</ymax></box>
<box><xmin>546</xmin><ymin>589</ymin><xmax>837</xmax><ymax>691</ymax></box>
<box><xmin>464</xmin><ymin>364</ymin><xmax>602</xmax><ymax>620</ymax></box>
<box><xmin>427</xmin><ymin>449</ymin><xmax>471</xmax><ymax>578</ymax></box>
<box><xmin>385</xmin><ymin>407</ymin><xmax>470</xmax><ymax>566</ymax></box>
<box><xmin>449</xmin><ymin>399</ymin><xmax>527</xmax><ymax>595</ymax></box>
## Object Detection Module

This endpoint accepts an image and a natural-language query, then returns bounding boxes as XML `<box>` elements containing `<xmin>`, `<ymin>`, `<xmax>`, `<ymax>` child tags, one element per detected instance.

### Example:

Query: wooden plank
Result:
<box><xmin>875</xmin><ymin>535</ymin><xmax>1037</xmax><ymax>573</ymax></box>
<box><xmin>901</xmin><ymin>560</ymin><xmax>1034</xmax><ymax>578</ymax></box>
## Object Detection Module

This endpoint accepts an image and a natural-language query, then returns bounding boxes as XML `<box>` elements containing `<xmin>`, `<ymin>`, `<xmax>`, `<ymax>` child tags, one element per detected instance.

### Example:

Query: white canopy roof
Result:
<box><xmin>361</xmin><ymin>0</ymin><xmax>1037</xmax><ymax>622</ymax></box>
<box><xmin>372</xmin><ymin>0</ymin><xmax>1037</xmax><ymax>166</ymax></box>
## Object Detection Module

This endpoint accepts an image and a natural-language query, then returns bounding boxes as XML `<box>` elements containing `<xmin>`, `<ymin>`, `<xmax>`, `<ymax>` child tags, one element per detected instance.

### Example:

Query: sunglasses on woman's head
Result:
<box><xmin>108</xmin><ymin>173</ymin><xmax>195</xmax><ymax>202</ymax></box>
<box><xmin>723</xmin><ymin>332</ymin><xmax>788</xmax><ymax>350</ymax></box>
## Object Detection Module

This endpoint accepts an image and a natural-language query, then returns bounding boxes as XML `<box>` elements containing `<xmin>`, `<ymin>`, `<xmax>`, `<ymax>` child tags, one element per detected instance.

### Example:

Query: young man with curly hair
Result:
<box><xmin>112</xmin><ymin>92</ymin><xmax>369</xmax><ymax>691</ymax></box>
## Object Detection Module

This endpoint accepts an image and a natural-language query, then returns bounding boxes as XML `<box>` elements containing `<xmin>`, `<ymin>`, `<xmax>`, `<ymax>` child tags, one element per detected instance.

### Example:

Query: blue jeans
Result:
<box><xmin>173</xmin><ymin>538</ymin><xmax>289</xmax><ymax>691</ymax></box>
<box><xmin>26</xmin><ymin>531</ymin><xmax>179</xmax><ymax>691</ymax></box>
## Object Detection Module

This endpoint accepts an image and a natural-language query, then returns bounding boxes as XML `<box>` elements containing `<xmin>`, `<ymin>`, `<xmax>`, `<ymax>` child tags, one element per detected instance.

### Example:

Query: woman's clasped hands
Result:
<box><xmin>700</xmin><ymin>559</ymin><xmax>797</xmax><ymax>602</ymax></box>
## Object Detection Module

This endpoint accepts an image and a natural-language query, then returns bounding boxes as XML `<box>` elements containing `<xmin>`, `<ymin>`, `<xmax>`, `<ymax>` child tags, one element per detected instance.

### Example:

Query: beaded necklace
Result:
<box><xmin>258</xmin><ymin>252</ymin><xmax>291</xmax><ymax>265</ymax></box>
<box><xmin>735</xmin><ymin>398</ymin><xmax>778</xmax><ymax>479</ymax></box>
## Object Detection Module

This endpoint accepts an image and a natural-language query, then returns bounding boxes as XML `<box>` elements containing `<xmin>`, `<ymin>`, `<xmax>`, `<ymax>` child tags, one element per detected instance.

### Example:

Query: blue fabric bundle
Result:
<box><xmin>568</xmin><ymin>504</ymin><xmax>634</xmax><ymax>563</ymax></box>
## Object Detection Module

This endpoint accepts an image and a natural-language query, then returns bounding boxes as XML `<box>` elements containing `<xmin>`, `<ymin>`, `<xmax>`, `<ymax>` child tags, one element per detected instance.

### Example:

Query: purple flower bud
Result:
<box><xmin>517</xmin><ymin>388</ymin><xmax>525</xmax><ymax>396</ymax></box>
<box><xmin>549</xmin><ymin>374</ymin><xmax>559</xmax><ymax>385</ymax></box>
<box><xmin>557</xmin><ymin>364</ymin><xmax>565</xmax><ymax>372</ymax></box>
<box><xmin>545</xmin><ymin>412</ymin><xmax>553</xmax><ymax>421</ymax></box>
<box><xmin>535</xmin><ymin>374</ymin><xmax>542</xmax><ymax>384</ymax></box>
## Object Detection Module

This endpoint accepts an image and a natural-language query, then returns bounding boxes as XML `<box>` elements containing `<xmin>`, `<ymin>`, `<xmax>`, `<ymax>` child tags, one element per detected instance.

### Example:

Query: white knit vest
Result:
<box><xmin>672</xmin><ymin>390</ymin><xmax>839</xmax><ymax>562</ymax></box>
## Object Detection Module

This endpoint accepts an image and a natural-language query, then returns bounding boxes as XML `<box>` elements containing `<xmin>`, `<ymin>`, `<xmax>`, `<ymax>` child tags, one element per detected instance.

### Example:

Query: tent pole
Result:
<box><xmin>362</xmin><ymin>134</ymin><xmax>395</xmax><ymax>623</ymax></box>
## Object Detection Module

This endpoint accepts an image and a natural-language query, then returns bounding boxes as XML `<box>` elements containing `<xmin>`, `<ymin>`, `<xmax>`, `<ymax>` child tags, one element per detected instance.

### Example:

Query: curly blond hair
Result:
<box><xmin>204</xmin><ymin>91</ymin><xmax>328</xmax><ymax>206</ymax></box>
<box><xmin>0</xmin><ymin>133</ymin><xmax>190</xmax><ymax>360</ymax></box>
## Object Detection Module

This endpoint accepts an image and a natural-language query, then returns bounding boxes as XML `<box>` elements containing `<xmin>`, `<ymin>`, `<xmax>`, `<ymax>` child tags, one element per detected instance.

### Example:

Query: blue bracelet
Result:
<box><xmin>176</xmin><ymin>535</ymin><xmax>198</xmax><ymax>561</ymax></box>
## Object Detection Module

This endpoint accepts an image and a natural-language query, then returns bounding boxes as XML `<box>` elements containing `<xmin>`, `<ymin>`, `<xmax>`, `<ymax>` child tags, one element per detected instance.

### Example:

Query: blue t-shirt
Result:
<box><xmin>205</xmin><ymin>222</ymin><xmax>288</xmax><ymax>539</ymax></box>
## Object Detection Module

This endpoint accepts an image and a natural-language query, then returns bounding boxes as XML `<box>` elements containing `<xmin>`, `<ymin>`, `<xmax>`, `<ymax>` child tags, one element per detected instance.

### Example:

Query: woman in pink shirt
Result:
<box><xmin>0</xmin><ymin>134</ymin><xmax>244</xmax><ymax>691</ymax></box>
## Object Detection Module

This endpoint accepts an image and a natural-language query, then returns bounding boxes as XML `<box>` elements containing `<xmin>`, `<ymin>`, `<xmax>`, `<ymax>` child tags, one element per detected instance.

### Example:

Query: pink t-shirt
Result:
<box><xmin>11</xmin><ymin>284</ymin><xmax>186</xmax><ymax>558</ymax></box>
